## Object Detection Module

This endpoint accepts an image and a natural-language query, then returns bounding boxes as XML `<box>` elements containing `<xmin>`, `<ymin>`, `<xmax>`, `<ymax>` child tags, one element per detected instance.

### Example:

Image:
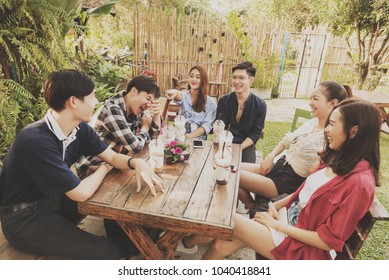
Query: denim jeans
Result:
<box><xmin>1</xmin><ymin>196</ymin><xmax>135</xmax><ymax>259</ymax></box>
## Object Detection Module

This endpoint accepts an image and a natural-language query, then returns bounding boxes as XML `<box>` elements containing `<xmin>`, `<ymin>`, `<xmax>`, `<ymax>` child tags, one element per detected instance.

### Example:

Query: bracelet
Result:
<box><xmin>127</xmin><ymin>158</ymin><xmax>135</xmax><ymax>170</ymax></box>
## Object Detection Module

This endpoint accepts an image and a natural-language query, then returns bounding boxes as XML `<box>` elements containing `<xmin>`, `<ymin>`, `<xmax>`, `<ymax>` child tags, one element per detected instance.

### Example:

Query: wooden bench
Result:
<box><xmin>335</xmin><ymin>196</ymin><xmax>389</xmax><ymax>259</ymax></box>
<box><xmin>253</xmin><ymin>195</ymin><xmax>389</xmax><ymax>260</ymax></box>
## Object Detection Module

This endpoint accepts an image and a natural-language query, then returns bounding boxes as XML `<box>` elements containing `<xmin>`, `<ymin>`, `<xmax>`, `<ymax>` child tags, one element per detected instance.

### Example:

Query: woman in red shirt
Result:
<box><xmin>202</xmin><ymin>98</ymin><xmax>381</xmax><ymax>260</ymax></box>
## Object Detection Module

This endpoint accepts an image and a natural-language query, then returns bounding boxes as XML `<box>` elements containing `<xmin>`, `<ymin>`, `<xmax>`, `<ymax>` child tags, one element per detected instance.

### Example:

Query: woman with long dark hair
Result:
<box><xmin>166</xmin><ymin>65</ymin><xmax>216</xmax><ymax>139</ymax></box>
<box><xmin>202</xmin><ymin>98</ymin><xmax>381</xmax><ymax>260</ymax></box>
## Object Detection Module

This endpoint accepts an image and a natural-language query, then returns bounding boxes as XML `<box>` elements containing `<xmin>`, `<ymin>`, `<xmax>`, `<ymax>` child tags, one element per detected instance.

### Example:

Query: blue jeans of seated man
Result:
<box><xmin>1</xmin><ymin>196</ymin><xmax>136</xmax><ymax>259</ymax></box>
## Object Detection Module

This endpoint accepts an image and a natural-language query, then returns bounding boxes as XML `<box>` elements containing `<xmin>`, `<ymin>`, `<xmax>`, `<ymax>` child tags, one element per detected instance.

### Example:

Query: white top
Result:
<box><xmin>281</xmin><ymin>118</ymin><xmax>325</xmax><ymax>177</ymax></box>
<box><xmin>298</xmin><ymin>168</ymin><xmax>332</xmax><ymax>208</ymax></box>
<box><xmin>270</xmin><ymin>168</ymin><xmax>337</xmax><ymax>259</ymax></box>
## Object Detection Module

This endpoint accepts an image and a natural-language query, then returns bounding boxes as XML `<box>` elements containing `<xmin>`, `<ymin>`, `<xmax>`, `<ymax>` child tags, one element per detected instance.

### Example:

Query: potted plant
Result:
<box><xmin>164</xmin><ymin>141</ymin><xmax>190</xmax><ymax>164</ymax></box>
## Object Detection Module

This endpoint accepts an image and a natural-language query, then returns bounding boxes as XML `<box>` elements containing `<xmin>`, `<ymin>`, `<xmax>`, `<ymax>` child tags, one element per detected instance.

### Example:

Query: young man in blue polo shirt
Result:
<box><xmin>0</xmin><ymin>69</ymin><xmax>164</xmax><ymax>259</ymax></box>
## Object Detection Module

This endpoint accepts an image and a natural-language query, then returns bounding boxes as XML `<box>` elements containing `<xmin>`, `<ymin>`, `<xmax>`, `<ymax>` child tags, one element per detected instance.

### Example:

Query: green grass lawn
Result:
<box><xmin>257</xmin><ymin>122</ymin><xmax>389</xmax><ymax>260</ymax></box>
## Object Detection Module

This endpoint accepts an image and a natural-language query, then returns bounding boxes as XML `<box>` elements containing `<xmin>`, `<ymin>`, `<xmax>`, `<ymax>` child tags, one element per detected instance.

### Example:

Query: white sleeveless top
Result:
<box><xmin>270</xmin><ymin>168</ymin><xmax>337</xmax><ymax>259</ymax></box>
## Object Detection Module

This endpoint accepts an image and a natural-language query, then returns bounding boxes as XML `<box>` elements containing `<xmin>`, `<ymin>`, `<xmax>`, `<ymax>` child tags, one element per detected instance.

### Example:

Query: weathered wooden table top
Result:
<box><xmin>78</xmin><ymin>141</ymin><xmax>241</xmax><ymax>241</ymax></box>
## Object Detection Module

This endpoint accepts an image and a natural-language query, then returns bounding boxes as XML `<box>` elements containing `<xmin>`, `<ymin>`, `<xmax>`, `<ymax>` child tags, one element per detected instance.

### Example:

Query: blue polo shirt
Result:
<box><xmin>0</xmin><ymin>113</ymin><xmax>108</xmax><ymax>206</ymax></box>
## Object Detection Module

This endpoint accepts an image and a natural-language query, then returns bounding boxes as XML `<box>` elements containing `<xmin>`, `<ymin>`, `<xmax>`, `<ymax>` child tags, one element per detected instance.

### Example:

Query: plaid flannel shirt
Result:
<box><xmin>74</xmin><ymin>92</ymin><xmax>160</xmax><ymax>177</ymax></box>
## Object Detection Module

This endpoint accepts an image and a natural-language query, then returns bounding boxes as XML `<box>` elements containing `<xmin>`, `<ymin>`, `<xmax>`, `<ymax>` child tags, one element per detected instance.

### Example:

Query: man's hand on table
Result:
<box><xmin>132</xmin><ymin>158</ymin><xmax>165</xmax><ymax>196</ymax></box>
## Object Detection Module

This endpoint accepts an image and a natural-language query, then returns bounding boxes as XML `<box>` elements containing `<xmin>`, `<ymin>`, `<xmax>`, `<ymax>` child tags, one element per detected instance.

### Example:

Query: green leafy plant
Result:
<box><xmin>251</xmin><ymin>55</ymin><xmax>278</xmax><ymax>89</ymax></box>
<box><xmin>0</xmin><ymin>79</ymin><xmax>36</xmax><ymax>161</ymax></box>
<box><xmin>225</xmin><ymin>11</ymin><xmax>278</xmax><ymax>91</ymax></box>
<box><xmin>0</xmin><ymin>0</ymin><xmax>72</xmax><ymax>163</ymax></box>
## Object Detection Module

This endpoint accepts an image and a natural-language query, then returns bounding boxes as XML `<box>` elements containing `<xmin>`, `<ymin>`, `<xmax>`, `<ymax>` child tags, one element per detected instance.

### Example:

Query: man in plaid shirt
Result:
<box><xmin>75</xmin><ymin>75</ymin><xmax>161</xmax><ymax>177</ymax></box>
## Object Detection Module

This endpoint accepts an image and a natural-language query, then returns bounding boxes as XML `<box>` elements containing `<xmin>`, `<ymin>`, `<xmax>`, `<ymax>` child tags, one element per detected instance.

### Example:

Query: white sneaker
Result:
<box><xmin>176</xmin><ymin>239</ymin><xmax>198</xmax><ymax>254</ymax></box>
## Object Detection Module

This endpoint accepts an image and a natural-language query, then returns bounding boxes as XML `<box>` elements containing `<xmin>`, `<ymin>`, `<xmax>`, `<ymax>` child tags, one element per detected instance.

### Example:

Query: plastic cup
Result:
<box><xmin>149</xmin><ymin>138</ymin><xmax>164</xmax><ymax>173</ymax></box>
<box><xmin>174</xmin><ymin>115</ymin><xmax>186</xmax><ymax>142</ymax></box>
<box><xmin>160</xmin><ymin>124</ymin><xmax>176</xmax><ymax>144</ymax></box>
<box><xmin>212</xmin><ymin>120</ymin><xmax>225</xmax><ymax>145</ymax></box>
<box><xmin>214</xmin><ymin>150</ymin><xmax>232</xmax><ymax>185</ymax></box>
<box><xmin>218</xmin><ymin>131</ymin><xmax>233</xmax><ymax>153</ymax></box>
<box><xmin>174</xmin><ymin>115</ymin><xmax>186</xmax><ymax>130</ymax></box>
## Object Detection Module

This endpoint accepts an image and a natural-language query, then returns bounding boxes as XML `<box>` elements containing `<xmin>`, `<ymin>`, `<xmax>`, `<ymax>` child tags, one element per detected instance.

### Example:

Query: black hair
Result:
<box><xmin>319</xmin><ymin>81</ymin><xmax>353</xmax><ymax>102</ymax></box>
<box><xmin>43</xmin><ymin>69</ymin><xmax>95</xmax><ymax>111</ymax></box>
<box><xmin>125</xmin><ymin>75</ymin><xmax>160</xmax><ymax>98</ymax></box>
<box><xmin>232</xmin><ymin>61</ymin><xmax>256</xmax><ymax>77</ymax></box>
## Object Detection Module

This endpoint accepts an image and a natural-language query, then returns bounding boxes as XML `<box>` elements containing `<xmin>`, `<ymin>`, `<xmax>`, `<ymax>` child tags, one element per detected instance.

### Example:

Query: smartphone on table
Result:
<box><xmin>193</xmin><ymin>139</ymin><xmax>204</xmax><ymax>148</ymax></box>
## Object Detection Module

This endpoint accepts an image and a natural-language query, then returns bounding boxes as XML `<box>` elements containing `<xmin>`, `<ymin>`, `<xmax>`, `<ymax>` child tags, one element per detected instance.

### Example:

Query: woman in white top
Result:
<box><xmin>239</xmin><ymin>81</ymin><xmax>353</xmax><ymax>210</ymax></box>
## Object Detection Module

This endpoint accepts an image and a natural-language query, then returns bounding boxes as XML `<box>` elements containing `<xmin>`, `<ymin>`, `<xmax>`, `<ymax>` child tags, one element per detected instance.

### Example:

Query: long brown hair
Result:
<box><xmin>321</xmin><ymin>98</ymin><xmax>381</xmax><ymax>182</ymax></box>
<box><xmin>188</xmin><ymin>64</ymin><xmax>209</xmax><ymax>112</ymax></box>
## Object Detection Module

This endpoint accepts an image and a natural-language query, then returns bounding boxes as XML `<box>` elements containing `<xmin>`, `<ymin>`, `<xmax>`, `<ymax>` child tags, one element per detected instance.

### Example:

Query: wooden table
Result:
<box><xmin>353</xmin><ymin>90</ymin><xmax>389</xmax><ymax>126</ymax></box>
<box><xmin>78</xmin><ymin>141</ymin><xmax>241</xmax><ymax>260</ymax></box>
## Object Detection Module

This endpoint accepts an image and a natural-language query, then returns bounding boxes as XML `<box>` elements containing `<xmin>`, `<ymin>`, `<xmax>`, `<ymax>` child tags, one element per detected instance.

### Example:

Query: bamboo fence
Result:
<box><xmin>132</xmin><ymin>7</ymin><xmax>286</xmax><ymax>95</ymax></box>
<box><xmin>130</xmin><ymin>7</ymin><xmax>388</xmax><ymax>98</ymax></box>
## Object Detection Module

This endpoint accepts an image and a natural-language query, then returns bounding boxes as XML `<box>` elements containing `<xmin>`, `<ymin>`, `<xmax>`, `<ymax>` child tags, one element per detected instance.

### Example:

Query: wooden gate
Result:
<box><xmin>277</xmin><ymin>27</ymin><xmax>328</xmax><ymax>98</ymax></box>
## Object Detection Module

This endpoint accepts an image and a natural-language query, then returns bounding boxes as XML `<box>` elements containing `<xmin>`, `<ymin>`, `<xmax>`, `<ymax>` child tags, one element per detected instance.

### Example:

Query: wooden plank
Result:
<box><xmin>160</xmin><ymin>142</ymin><xmax>213</xmax><ymax>217</ymax></box>
<box><xmin>90</xmin><ymin>148</ymin><xmax>149</xmax><ymax>205</ymax></box>
<box><xmin>206</xmin><ymin>144</ymin><xmax>241</xmax><ymax>227</ymax></box>
<box><xmin>78</xmin><ymin>203</ymin><xmax>232</xmax><ymax>240</ymax></box>
<box><xmin>183</xmin><ymin>143</ymin><xmax>216</xmax><ymax>221</ymax></box>
<box><xmin>117</xmin><ymin>221</ymin><xmax>164</xmax><ymax>260</ymax></box>
<box><xmin>90</xmin><ymin>169</ymin><xmax>135</xmax><ymax>204</ymax></box>
<box><xmin>137</xmin><ymin>168</ymin><xmax>181</xmax><ymax>214</ymax></box>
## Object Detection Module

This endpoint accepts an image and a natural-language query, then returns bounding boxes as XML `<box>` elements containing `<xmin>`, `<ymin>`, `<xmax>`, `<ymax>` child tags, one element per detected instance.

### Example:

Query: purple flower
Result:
<box><xmin>175</xmin><ymin>147</ymin><xmax>183</xmax><ymax>154</ymax></box>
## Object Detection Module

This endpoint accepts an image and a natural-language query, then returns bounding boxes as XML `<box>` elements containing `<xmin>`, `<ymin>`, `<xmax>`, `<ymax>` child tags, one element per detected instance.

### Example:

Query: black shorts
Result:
<box><xmin>265</xmin><ymin>156</ymin><xmax>305</xmax><ymax>195</ymax></box>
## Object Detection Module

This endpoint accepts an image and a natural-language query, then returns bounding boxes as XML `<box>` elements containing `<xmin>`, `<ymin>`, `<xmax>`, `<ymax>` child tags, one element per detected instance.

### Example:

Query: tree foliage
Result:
<box><xmin>0</xmin><ymin>0</ymin><xmax>73</xmax><ymax>162</ymax></box>
<box><xmin>0</xmin><ymin>0</ymin><xmax>72</xmax><ymax>95</ymax></box>
<box><xmin>328</xmin><ymin>0</ymin><xmax>389</xmax><ymax>89</ymax></box>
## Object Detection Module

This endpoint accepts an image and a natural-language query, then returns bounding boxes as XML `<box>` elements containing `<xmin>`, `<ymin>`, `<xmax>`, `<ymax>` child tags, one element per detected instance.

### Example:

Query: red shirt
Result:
<box><xmin>271</xmin><ymin>161</ymin><xmax>375</xmax><ymax>260</ymax></box>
